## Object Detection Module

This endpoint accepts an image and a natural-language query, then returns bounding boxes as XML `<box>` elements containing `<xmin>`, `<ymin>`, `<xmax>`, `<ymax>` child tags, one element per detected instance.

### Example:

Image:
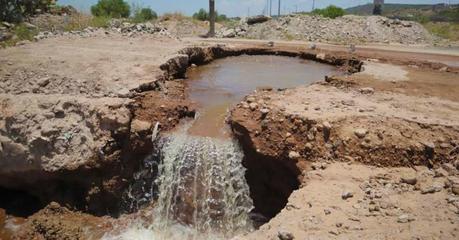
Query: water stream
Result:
<box><xmin>107</xmin><ymin>55</ymin><xmax>337</xmax><ymax>240</ymax></box>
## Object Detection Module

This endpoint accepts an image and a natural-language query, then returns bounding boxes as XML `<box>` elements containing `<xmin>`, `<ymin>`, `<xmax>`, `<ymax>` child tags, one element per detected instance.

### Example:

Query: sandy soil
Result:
<box><xmin>240</xmin><ymin>162</ymin><xmax>459</xmax><ymax>240</ymax></box>
<box><xmin>0</xmin><ymin>32</ymin><xmax>458</xmax><ymax>239</ymax></box>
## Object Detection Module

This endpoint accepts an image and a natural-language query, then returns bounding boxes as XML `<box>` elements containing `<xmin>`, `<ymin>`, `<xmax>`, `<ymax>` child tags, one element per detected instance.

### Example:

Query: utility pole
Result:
<box><xmin>209</xmin><ymin>0</ymin><xmax>215</xmax><ymax>37</ymax></box>
<box><xmin>278</xmin><ymin>0</ymin><xmax>281</xmax><ymax>17</ymax></box>
<box><xmin>312</xmin><ymin>0</ymin><xmax>316</xmax><ymax>11</ymax></box>
<box><xmin>270</xmin><ymin>0</ymin><xmax>273</xmax><ymax>16</ymax></box>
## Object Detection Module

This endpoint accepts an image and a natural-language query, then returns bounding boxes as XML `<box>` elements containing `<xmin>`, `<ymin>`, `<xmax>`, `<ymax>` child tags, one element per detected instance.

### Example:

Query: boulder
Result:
<box><xmin>247</xmin><ymin>15</ymin><xmax>271</xmax><ymax>25</ymax></box>
<box><xmin>222</xmin><ymin>28</ymin><xmax>236</xmax><ymax>38</ymax></box>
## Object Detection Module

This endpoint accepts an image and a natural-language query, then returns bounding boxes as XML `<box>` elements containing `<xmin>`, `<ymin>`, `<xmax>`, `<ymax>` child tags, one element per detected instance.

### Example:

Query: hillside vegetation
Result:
<box><xmin>346</xmin><ymin>3</ymin><xmax>459</xmax><ymax>22</ymax></box>
<box><xmin>346</xmin><ymin>3</ymin><xmax>459</xmax><ymax>41</ymax></box>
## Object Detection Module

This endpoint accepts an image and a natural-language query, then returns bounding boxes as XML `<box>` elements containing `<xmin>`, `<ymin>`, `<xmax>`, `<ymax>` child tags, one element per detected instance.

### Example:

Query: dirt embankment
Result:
<box><xmin>228</xmin><ymin>52</ymin><xmax>459</xmax><ymax>239</ymax></box>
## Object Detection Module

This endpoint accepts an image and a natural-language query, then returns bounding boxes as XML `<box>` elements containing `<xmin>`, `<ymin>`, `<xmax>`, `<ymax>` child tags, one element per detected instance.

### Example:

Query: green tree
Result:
<box><xmin>312</xmin><ymin>5</ymin><xmax>345</xmax><ymax>19</ymax></box>
<box><xmin>193</xmin><ymin>8</ymin><xmax>208</xmax><ymax>21</ymax></box>
<box><xmin>90</xmin><ymin>0</ymin><xmax>130</xmax><ymax>18</ymax></box>
<box><xmin>193</xmin><ymin>8</ymin><xmax>227</xmax><ymax>22</ymax></box>
<box><xmin>133</xmin><ymin>7</ymin><xmax>157</xmax><ymax>22</ymax></box>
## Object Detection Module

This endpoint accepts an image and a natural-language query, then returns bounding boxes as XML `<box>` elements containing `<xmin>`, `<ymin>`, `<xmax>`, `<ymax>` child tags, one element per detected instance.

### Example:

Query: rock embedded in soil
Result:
<box><xmin>289</xmin><ymin>151</ymin><xmax>301</xmax><ymax>159</ymax></box>
<box><xmin>400</xmin><ymin>176</ymin><xmax>417</xmax><ymax>185</ymax></box>
<box><xmin>397</xmin><ymin>214</ymin><xmax>415</xmax><ymax>223</ymax></box>
<box><xmin>277</xmin><ymin>230</ymin><xmax>294</xmax><ymax>240</ymax></box>
<box><xmin>342</xmin><ymin>191</ymin><xmax>354</xmax><ymax>200</ymax></box>
<box><xmin>354</xmin><ymin>128</ymin><xmax>368</xmax><ymax>138</ymax></box>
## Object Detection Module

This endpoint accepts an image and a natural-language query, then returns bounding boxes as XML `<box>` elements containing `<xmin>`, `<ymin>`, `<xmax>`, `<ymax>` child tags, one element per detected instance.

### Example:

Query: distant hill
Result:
<box><xmin>346</xmin><ymin>3</ymin><xmax>459</xmax><ymax>22</ymax></box>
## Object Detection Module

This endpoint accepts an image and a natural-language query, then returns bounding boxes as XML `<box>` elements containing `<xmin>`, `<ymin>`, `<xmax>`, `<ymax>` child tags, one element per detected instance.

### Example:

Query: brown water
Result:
<box><xmin>186</xmin><ymin>55</ymin><xmax>338</xmax><ymax>138</ymax></box>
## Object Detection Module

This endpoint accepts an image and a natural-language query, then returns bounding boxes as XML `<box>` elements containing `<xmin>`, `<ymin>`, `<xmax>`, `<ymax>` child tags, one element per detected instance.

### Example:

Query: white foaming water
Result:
<box><xmin>104</xmin><ymin>127</ymin><xmax>254</xmax><ymax>240</ymax></box>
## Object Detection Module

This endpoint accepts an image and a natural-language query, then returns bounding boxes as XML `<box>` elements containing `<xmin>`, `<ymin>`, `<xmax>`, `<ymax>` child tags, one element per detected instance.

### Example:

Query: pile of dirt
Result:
<box><xmin>217</xmin><ymin>15</ymin><xmax>437</xmax><ymax>45</ymax></box>
<box><xmin>33</xmin><ymin>18</ymin><xmax>176</xmax><ymax>41</ymax></box>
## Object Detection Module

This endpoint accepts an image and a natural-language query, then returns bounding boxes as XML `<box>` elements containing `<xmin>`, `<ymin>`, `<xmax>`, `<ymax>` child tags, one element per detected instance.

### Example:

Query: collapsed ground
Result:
<box><xmin>0</xmin><ymin>29</ymin><xmax>458</xmax><ymax>239</ymax></box>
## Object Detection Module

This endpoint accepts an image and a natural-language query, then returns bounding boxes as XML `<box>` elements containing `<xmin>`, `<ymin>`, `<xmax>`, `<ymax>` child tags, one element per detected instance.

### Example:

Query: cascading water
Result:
<box><xmin>104</xmin><ymin>55</ymin><xmax>337</xmax><ymax>240</ymax></box>
<box><xmin>106</xmin><ymin>125</ymin><xmax>254</xmax><ymax>240</ymax></box>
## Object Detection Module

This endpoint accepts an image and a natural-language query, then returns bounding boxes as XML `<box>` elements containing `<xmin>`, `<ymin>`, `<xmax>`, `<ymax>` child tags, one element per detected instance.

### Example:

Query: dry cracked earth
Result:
<box><xmin>0</xmin><ymin>31</ymin><xmax>458</xmax><ymax>240</ymax></box>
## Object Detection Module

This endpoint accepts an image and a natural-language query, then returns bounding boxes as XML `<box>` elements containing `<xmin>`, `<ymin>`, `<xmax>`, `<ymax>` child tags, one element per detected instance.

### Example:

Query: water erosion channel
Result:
<box><xmin>107</xmin><ymin>55</ymin><xmax>338</xmax><ymax>240</ymax></box>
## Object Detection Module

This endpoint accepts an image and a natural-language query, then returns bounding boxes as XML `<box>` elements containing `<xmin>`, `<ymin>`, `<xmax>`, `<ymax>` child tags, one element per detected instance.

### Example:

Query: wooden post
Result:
<box><xmin>209</xmin><ymin>0</ymin><xmax>216</xmax><ymax>37</ymax></box>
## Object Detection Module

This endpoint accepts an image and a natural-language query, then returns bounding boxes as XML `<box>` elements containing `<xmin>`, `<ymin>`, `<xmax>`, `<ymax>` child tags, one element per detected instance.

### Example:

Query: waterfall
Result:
<box><xmin>108</xmin><ymin>126</ymin><xmax>254</xmax><ymax>240</ymax></box>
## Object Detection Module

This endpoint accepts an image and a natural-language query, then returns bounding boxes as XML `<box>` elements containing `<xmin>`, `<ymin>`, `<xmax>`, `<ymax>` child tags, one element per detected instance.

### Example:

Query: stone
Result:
<box><xmin>1</xmin><ymin>140</ymin><xmax>26</xmax><ymax>158</ymax></box>
<box><xmin>316</xmin><ymin>53</ymin><xmax>326</xmax><ymax>60</ymax></box>
<box><xmin>421</xmin><ymin>184</ymin><xmax>442</xmax><ymax>194</ymax></box>
<box><xmin>312</xmin><ymin>162</ymin><xmax>326</xmax><ymax>170</ymax></box>
<box><xmin>15</xmin><ymin>40</ymin><xmax>30</xmax><ymax>46</ymax></box>
<box><xmin>434</xmin><ymin>168</ymin><xmax>448</xmax><ymax>178</ymax></box>
<box><xmin>400</xmin><ymin>176</ymin><xmax>417</xmax><ymax>185</ymax></box>
<box><xmin>441</xmin><ymin>163</ymin><xmax>458</xmax><ymax>175</ymax></box>
<box><xmin>342</xmin><ymin>191</ymin><xmax>354</xmax><ymax>200</ymax></box>
<box><xmin>289</xmin><ymin>151</ymin><xmax>301</xmax><ymax>159</ymax></box>
<box><xmin>23</xmin><ymin>22</ymin><xmax>37</xmax><ymax>29</ymax></box>
<box><xmin>397</xmin><ymin>214</ymin><xmax>414</xmax><ymax>223</ymax></box>
<box><xmin>2</xmin><ymin>22</ymin><xmax>13</xmax><ymax>28</ymax></box>
<box><xmin>131</xmin><ymin>119</ymin><xmax>152</xmax><ymax>133</ymax></box>
<box><xmin>322</xmin><ymin>121</ymin><xmax>332</xmax><ymax>131</ymax></box>
<box><xmin>359</xmin><ymin>87</ymin><xmax>375</xmax><ymax>94</ymax></box>
<box><xmin>37</xmin><ymin>77</ymin><xmax>51</xmax><ymax>87</ymax></box>
<box><xmin>324</xmin><ymin>208</ymin><xmax>331</xmax><ymax>215</ymax></box>
<box><xmin>249</xmin><ymin>103</ymin><xmax>258</xmax><ymax>111</ymax></box>
<box><xmin>247</xmin><ymin>15</ymin><xmax>271</xmax><ymax>25</ymax></box>
<box><xmin>246</xmin><ymin>96</ymin><xmax>256</xmax><ymax>103</ymax></box>
<box><xmin>260</xmin><ymin>108</ymin><xmax>270</xmax><ymax>116</ymax></box>
<box><xmin>354</xmin><ymin>128</ymin><xmax>368</xmax><ymax>138</ymax></box>
<box><xmin>452</xmin><ymin>184</ymin><xmax>459</xmax><ymax>195</ymax></box>
<box><xmin>421</xmin><ymin>141</ymin><xmax>435</xmax><ymax>151</ymax></box>
<box><xmin>222</xmin><ymin>28</ymin><xmax>236</xmax><ymax>38</ymax></box>
<box><xmin>277</xmin><ymin>230</ymin><xmax>294</xmax><ymax>240</ymax></box>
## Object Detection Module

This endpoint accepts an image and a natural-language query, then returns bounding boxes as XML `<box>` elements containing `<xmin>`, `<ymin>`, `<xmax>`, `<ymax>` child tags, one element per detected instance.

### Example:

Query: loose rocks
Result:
<box><xmin>278</xmin><ymin>230</ymin><xmax>294</xmax><ymax>240</ymax></box>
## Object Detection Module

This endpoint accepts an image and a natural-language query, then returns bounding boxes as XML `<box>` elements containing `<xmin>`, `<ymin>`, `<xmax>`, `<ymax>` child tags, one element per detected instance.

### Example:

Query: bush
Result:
<box><xmin>424</xmin><ymin>22</ymin><xmax>459</xmax><ymax>41</ymax></box>
<box><xmin>91</xmin><ymin>0</ymin><xmax>130</xmax><ymax>18</ymax></box>
<box><xmin>192</xmin><ymin>8</ymin><xmax>228</xmax><ymax>22</ymax></box>
<box><xmin>1</xmin><ymin>0</ymin><xmax>56</xmax><ymax>23</ymax></box>
<box><xmin>193</xmin><ymin>8</ymin><xmax>208</xmax><ymax>21</ymax></box>
<box><xmin>312</xmin><ymin>5</ymin><xmax>345</xmax><ymax>19</ymax></box>
<box><xmin>133</xmin><ymin>7</ymin><xmax>157</xmax><ymax>23</ymax></box>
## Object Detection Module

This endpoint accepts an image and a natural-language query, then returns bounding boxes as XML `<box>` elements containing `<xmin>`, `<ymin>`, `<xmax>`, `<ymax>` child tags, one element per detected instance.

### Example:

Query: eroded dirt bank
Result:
<box><xmin>1</xmin><ymin>34</ymin><xmax>459</xmax><ymax>239</ymax></box>
<box><xmin>229</xmin><ymin>57</ymin><xmax>459</xmax><ymax>239</ymax></box>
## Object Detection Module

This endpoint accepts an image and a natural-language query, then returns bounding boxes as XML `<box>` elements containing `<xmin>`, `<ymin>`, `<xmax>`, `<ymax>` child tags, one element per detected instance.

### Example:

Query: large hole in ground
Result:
<box><xmin>184</xmin><ymin>55</ymin><xmax>335</xmax><ymax>221</ymax></box>
<box><xmin>117</xmin><ymin>54</ymin><xmax>339</xmax><ymax>239</ymax></box>
<box><xmin>0</xmin><ymin>50</ymin><xmax>354</xmax><ymax>240</ymax></box>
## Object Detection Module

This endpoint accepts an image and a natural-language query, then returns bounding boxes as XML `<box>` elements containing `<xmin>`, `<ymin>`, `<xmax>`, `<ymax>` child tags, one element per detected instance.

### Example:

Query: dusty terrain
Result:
<box><xmin>217</xmin><ymin>15</ymin><xmax>445</xmax><ymax>45</ymax></box>
<box><xmin>0</xmin><ymin>27</ymin><xmax>458</xmax><ymax>240</ymax></box>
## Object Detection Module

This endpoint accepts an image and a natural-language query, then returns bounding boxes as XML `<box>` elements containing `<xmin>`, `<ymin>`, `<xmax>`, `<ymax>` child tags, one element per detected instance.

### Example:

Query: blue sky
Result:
<box><xmin>59</xmin><ymin>0</ymin><xmax>459</xmax><ymax>17</ymax></box>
